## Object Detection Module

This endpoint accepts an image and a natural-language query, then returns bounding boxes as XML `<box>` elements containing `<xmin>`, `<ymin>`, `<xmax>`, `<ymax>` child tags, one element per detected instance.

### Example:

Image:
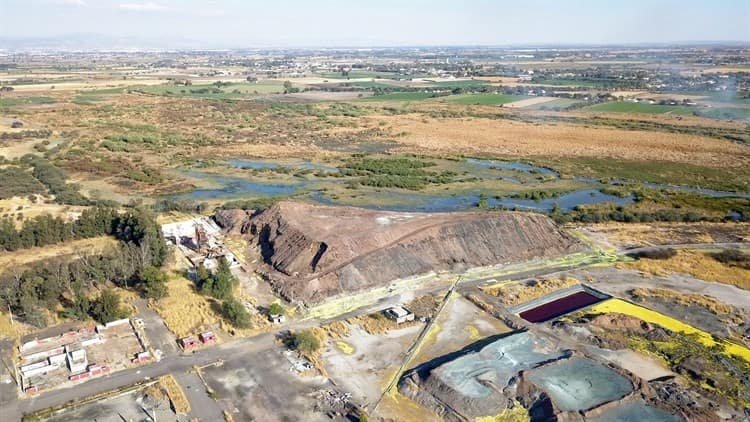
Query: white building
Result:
<box><xmin>383</xmin><ymin>306</ymin><xmax>415</xmax><ymax>324</ymax></box>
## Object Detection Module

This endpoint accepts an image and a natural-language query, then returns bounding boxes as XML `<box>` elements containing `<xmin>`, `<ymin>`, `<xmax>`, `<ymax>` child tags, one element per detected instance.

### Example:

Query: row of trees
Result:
<box><xmin>0</xmin><ymin>208</ymin><xmax>167</xmax><ymax>327</ymax></box>
<box><xmin>0</xmin><ymin>206</ymin><xmax>120</xmax><ymax>251</ymax></box>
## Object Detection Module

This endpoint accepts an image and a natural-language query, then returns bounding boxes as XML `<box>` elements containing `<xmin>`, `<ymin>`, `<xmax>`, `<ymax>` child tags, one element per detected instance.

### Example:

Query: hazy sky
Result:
<box><xmin>1</xmin><ymin>0</ymin><xmax>749</xmax><ymax>47</ymax></box>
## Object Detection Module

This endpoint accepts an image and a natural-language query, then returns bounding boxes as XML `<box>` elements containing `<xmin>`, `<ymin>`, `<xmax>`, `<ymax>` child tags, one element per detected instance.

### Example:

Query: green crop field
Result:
<box><xmin>584</xmin><ymin>101</ymin><xmax>750</xmax><ymax>120</ymax></box>
<box><xmin>442</xmin><ymin>93</ymin><xmax>528</xmax><ymax>105</ymax></box>
<box><xmin>357</xmin><ymin>92</ymin><xmax>441</xmax><ymax>102</ymax></box>
<box><xmin>425</xmin><ymin>79</ymin><xmax>489</xmax><ymax>89</ymax></box>
<box><xmin>135</xmin><ymin>82</ymin><xmax>285</xmax><ymax>99</ymax></box>
<box><xmin>696</xmin><ymin>107</ymin><xmax>750</xmax><ymax>120</ymax></box>
<box><xmin>583</xmin><ymin>102</ymin><xmax>696</xmax><ymax>115</ymax></box>
<box><xmin>0</xmin><ymin>96</ymin><xmax>57</xmax><ymax>107</ymax></box>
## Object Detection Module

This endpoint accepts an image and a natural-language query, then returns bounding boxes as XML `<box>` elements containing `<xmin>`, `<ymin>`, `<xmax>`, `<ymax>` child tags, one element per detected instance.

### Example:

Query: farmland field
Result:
<box><xmin>442</xmin><ymin>93</ymin><xmax>529</xmax><ymax>105</ymax></box>
<box><xmin>583</xmin><ymin>102</ymin><xmax>696</xmax><ymax>115</ymax></box>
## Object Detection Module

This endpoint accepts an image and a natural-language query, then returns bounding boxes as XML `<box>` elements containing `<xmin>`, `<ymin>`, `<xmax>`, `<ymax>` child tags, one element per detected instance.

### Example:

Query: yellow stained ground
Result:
<box><xmin>589</xmin><ymin>299</ymin><xmax>750</xmax><ymax>361</ymax></box>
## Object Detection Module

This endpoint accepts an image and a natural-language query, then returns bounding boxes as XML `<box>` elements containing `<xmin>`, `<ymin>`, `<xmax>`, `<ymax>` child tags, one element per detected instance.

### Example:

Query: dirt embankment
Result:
<box><xmin>217</xmin><ymin>201</ymin><xmax>583</xmax><ymax>304</ymax></box>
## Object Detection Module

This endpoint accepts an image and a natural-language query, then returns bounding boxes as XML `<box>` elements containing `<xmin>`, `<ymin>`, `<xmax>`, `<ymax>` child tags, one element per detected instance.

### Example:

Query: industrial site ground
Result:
<box><xmin>0</xmin><ymin>45</ymin><xmax>749</xmax><ymax>422</ymax></box>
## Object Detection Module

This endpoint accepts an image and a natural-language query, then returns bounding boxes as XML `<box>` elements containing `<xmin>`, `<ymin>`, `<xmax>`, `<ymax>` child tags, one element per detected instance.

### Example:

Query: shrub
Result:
<box><xmin>293</xmin><ymin>329</ymin><xmax>320</xmax><ymax>354</ymax></box>
<box><xmin>90</xmin><ymin>289</ymin><xmax>129</xmax><ymax>324</ymax></box>
<box><xmin>268</xmin><ymin>302</ymin><xmax>284</xmax><ymax>316</ymax></box>
<box><xmin>712</xmin><ymin>249</ymin><xmax>750</xmax><ymax>270</ymax></box>
<box><xmin>631</xmin><ymin>248</ymin><xmax>677</xmax><ymax>260</ymax></box>
<box><xmin>221</xmin><ymin>298</ymin><xmax>252</xmax><ymax>328</ymax></box>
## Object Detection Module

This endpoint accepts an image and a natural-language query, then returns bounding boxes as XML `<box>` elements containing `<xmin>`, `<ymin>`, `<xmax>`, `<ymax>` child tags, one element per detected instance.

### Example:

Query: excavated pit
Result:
<box><xmin>217</xmin><ymin>201</ymin><xmax>584</xmax><ymax>304</ymax></box>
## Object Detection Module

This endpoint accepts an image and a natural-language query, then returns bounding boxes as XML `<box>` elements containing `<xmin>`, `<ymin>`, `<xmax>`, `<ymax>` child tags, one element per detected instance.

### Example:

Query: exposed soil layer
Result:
<box><xmin>218</xmin><ymin>201</ymin><xmax>583</xmax><ymax>304</ymax></box>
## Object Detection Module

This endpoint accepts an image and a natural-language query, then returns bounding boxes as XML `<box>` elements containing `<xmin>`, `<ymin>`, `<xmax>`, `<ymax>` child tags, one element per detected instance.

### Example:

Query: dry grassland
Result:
<box><xmin>630</xmin><ymin>288</ymin><xmax>741</xmax><ymax>322</ymax></box>
<box><xmin>374</xmin><ymin>114</ymin><xmax>749</xmax><ymax>168</ymax></box>
<box><xmin>0</xmin><ymin>197</ymin><xmax>87</xmax><ymax>227</ymax></box>
<box><xmin>151</xmin><ymin>273</ymin><xmax>222</xmax><ymax>338</ymax></box>
<box><xmin>482</xmin><ymin>277</ymin><xmax>580</xmax><ymax>306</ymax></box>
<box><xmin>0</xmin><ymin>236</ymin><xmax>117</xmax><ymax>271</ymax></box>
<box><xmin>159</xmin><ymin>374</ymin><xmax>191</xmax><ymax>415</ymax></box>
<box><xmin>621</xmin><ymin>250</ymin><xmax>750</xmax><ymax>290</ymax></box>
<box><xmin>583</xmin><ymin>222</ymin><xmax>750</xmax><ymax>249</ymax></box>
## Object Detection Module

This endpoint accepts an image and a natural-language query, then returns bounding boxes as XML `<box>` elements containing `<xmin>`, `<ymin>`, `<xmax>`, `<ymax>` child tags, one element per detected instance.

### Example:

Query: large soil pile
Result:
<box><xmin>218</xmin><ymin>201</ymin><xmax>583</xmax><ymax>304</ymax></box>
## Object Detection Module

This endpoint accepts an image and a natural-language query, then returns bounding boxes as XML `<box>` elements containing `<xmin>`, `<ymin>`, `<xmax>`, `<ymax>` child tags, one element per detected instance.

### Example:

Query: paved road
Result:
<box><xmin>14</xmin><ymin>331</ymin><xmax>277</xmax><ymax>418</ymax></box>
<box><xmin>4</xmin><ymin>240</ymin><xmax>747</xmax><ymax>420</ymax></box>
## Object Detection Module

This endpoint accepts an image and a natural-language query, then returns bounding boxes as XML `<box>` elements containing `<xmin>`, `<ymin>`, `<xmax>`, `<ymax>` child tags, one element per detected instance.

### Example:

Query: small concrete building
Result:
<box><xmin>383</xmin><ymin>306</ymin><xmax>415</xmax><ymax>324</ymax></box>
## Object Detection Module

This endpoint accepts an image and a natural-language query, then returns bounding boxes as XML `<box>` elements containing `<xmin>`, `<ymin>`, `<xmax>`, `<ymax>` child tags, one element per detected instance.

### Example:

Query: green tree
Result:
<box><xmin>268</xmin><ymin>302</ymin><xmax>284</xmax><ymax>316</ymax></box>
<box><xmin>293</xmin><ymin>330</ymin><xmax>320</xmax><ymax>354</ymax></box>
<box><xmin>90</xmin><ymin>289</ymin><xmax>128</xmax><ymax>324</ymax></box>
<box><xmin>221</xmin><ymin>298</ymin><xmax>252</xmax><ymax>328</ymax></box>
<box><xmin>201</xmin><ymin>257</ymin><xmax>236</xmax><ymax>300</ymax></box>
<box><xmin>139</xmin><ymin>266</ymin><xmax>169</xmax><ymax>300</ymax></box>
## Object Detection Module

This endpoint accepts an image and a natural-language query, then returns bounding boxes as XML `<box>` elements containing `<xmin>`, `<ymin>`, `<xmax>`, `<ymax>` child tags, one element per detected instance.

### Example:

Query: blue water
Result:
<box><xmin>308</xmin><ymin>189</ymin><xmax>632</xmax><ymax>213</ymax></box>
<box><xmin>228</xmin><ymin>159</ymin><xmax>338</xmax><ymax>172</ymax></box>
<box><xmin>171</xmin><ymin>172</ymin><xmax>302</xmax><ymax>200</ymax></box>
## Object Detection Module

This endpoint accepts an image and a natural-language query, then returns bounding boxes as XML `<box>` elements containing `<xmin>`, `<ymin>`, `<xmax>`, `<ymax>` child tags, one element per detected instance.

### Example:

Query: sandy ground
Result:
<box><xmin>322</xmin><ymin>323</ymin><xmax>422</xmax><ymax>407</ymax></box>
<box><xmin>375</xmin><ymin>113</ymin><xmax>749</xmax><ymax>168</ymax></box>
<box><xmin>586</xmin><ymin>346</ymin><xmax>674</xmax><ymax>381</ymax></box>
<box><xmin>8</xmin><ymin>78</ymin><xmax>167</xmax><ymax>92</ymax></box>
<box><xmin>0</xmin><ymin>197</ymin><xmax>87</xmax><ymax>227</ymax></box>
<box><xmin>504</xmin><ymin>96</ymin><xmax>559</xmax><ymax>108</ymax></box>
<box><xmin>411</xmin><ymin>294</ymin><xmax>511</xmax><ymax>366</ymax></box>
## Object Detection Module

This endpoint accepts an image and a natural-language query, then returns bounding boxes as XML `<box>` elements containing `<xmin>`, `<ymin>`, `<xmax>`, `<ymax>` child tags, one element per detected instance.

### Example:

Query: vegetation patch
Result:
<box><xmin>621</xmin><ymin>249</ymin><xmax>750</xmax><ymax>290</ymax></box>
<box><xmin>0</xmin><ymin>166</ymin><xmax>46</xmax><ymax>199</ymax></box>
<box><xmin>340</xmin><ymin>156</ymin><xmax>458</xmax><ymax>190</ymax></box>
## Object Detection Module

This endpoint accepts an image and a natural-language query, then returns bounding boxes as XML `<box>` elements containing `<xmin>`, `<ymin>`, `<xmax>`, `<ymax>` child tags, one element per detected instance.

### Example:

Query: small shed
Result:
<box><xmin>199</xmin><ymin>331</ymin><xmax>217</xmax><ymax>344</ymax></box>
<box><xmin>383</xmin><ymin>306</ymin><xmax>415</xmax><ymax>324</ymax></box>
<box><xmin>269</xmin><ymin>314</ymin><xmax>285</xmax><ymax>324</ymax></box>
<box><xmin>180</xmin><ymin>336</ymin><xmax>199</xmax><ymax>351</ymax></box>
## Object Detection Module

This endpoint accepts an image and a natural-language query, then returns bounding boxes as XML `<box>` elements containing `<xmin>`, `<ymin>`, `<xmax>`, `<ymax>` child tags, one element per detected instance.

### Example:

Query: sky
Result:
<box><xmin>1</xmin><ymin>0</ymin><xmax>748</xmax><ymax>48</ymax></box>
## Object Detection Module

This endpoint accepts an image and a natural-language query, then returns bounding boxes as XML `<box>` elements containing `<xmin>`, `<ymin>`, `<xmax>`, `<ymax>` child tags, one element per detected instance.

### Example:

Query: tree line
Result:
<box><xmin>0</xmin><ymin>208</ymin><xmax>167</xmax><ymax>327</ymax></box>
<box><xmin>0</xmin><ymin>206</ymin><xmax>120</xmax><ymax>251</ymax></box>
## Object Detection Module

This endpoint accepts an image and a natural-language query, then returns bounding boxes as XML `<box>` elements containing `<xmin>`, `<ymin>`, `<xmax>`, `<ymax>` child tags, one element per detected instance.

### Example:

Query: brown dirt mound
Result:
<box><xmin>226</xmin><ymin>201</ymin><xmax>583</xmax><ymax>304</ymax></box>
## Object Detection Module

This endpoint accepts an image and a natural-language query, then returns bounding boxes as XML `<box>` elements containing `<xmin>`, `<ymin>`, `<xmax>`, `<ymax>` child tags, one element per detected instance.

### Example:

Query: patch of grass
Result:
<box><xmin>340</xmin><ymin>156</ymin><xmax>458</xmax><ymax>190</ymax></box>
<box><xmin>584</xmin><ymin>101</ymin><xmax>696</xmax><ymax>115</ymax></box>
<box><xmin>443</xmin><ymin>94</ymin><xmax>529</xmax><ymax>105</ymax></box>
<box><xmin>135</xmin><ymin>82</ymin><xmax>284</xmax><ymax>98</ymax></box>
<box><xmin>357</xmin><ymin>92</ymin><xmax>441</xmax><ymax>102</ymax></box>
<box><xmin>0</xmin><ymin>166</ymin><xmax>46</xmax><ymax>199</ymax></box>
<box><xmin>0</xmin><ymin>96</ymin><xmax>56</xmax><ymax>108</ymax></box>
<box><xmin>555</xmin><ymin>157</ymin><xmax>749</xmax><ymax>193</ymax></box>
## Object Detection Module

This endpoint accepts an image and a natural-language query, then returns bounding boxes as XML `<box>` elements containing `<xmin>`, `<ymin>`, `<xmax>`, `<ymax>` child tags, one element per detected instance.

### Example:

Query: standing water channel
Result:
<box><xmin>167</xmin><ymin>158</ymin><xmax>745</xmax><ymax>212</ymax></box>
